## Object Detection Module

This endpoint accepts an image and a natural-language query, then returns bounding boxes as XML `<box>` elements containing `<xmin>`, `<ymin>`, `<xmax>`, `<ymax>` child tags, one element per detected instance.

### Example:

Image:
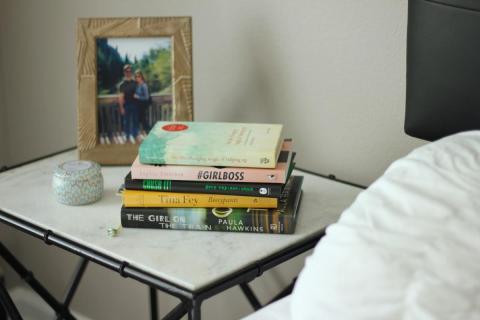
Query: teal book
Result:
<box><xmin>139</xmin><ymin>122</ymin><xmax>283</xmax><ymax>168</ymax></box>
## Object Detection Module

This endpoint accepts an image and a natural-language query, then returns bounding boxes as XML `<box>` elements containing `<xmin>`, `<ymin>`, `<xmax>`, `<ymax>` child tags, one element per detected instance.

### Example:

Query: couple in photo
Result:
<box><xmin>118</xmin><ymin>64</ymin><xmax>151</xmax><ymax>144</ymax></box>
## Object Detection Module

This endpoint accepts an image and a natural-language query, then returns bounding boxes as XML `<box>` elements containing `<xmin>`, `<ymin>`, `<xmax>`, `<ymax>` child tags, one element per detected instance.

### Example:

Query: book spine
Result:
<box><xmin>121</xmin><ymin>207</ymin><xmax>295</xmax><ymax>234</ymax></box>
<box><xmin>125</xmin><ymin>179</ymin><xmax>283</xmax><ymax>198</ymax></box>
<box><xmin>144</xmin><ymin>151</ymin><xmax>278</xmax><ymax>169</ymax></box>
<box><xmin>131</xmin><ymin>140</ymin><xmax>293</xmax><ymax>183</ymax></box>
<box><xmin>131</xmin><ymin>167</ymin><xmax>287</xmax><ymax>184</ymax></box>
<box><xmin>122</xmin><ymin>190</ymin><xmax>278</xmax><ymax>208</ymax></box>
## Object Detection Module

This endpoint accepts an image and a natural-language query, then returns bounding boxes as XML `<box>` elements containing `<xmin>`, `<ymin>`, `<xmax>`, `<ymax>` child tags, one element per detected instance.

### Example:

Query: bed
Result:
<box><xmin>290</xmin><ymin>131</ymin><xmax>480</xmax><ymax>319</ymax></box>
<box><xmin>244</xmin><ymin>131</ymin><xmax>480</xmax><ymax>320</ymax></box>
<box><xmin>244</xmin><ymin>0</ymin><xmax>480</xmax><ymax>318</ymax></box>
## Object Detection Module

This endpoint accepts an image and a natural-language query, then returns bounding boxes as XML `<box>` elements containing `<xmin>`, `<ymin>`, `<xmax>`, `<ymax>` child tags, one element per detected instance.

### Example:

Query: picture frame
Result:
<box><xmin>76</xmin><ymin>17</ymin><xmax>193</xmax><ymax>165</ymax></box>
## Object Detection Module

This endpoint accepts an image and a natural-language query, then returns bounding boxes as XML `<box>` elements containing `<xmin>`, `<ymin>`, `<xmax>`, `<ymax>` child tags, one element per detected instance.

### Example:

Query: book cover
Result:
<box><xmin>122</xmin><ymin>190</ymin><xmax>278</xmax><ymax>208</ymax></box>
<box><xmin>139</xmin><ymin>122</ymin><xmax>283</xmax><ymax>168</ymax></box>
<box><xmin>124</xmin><ymin>172</ymin><xmax>284</xmax><ymax>198</ymax></box>
<box><xmin>131</xmin><ymin>139</ymin><xmax>295</xmax><ymax>184</ymax></box>
<box><xmin>121</xmin><ymin>176</ymin><xmax>304</xmax><ymax>234</ymax></box>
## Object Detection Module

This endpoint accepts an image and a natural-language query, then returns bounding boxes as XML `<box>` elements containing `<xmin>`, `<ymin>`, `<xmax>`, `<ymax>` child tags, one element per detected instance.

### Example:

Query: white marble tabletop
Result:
<box><xmin>0</xmin><ymin>150</ymin><xmax>362</xmax><ymax>291</ymax></box>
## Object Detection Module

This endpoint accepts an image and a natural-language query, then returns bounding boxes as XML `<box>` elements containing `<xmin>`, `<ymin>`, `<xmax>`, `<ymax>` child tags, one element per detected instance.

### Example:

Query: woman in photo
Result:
<box><xmin>134</xmin><ymin>70</ymin><xmax>151</xmax><ymax>142</ymax></box>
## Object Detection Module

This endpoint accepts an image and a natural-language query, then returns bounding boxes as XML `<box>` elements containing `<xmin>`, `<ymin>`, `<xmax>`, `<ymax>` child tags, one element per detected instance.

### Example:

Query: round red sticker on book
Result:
<box><xmin>162</xmin><ymin>124</ymin><xmax>189</xmax><ymax>132</ymax></box>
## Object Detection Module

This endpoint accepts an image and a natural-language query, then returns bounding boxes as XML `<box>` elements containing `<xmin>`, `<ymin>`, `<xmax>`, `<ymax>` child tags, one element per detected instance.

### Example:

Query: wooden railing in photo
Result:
<box><xmin>97</xmin><ymin>94</ymin><xmax>173</xmax><ymax>144</ymax></box>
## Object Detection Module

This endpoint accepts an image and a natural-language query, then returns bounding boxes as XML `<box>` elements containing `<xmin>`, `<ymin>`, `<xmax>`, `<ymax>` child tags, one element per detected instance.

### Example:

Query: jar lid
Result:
<box><xmin>54</xmin><ymin>160</ymin><xmax>101</xmax><ymax>180</ymax></box>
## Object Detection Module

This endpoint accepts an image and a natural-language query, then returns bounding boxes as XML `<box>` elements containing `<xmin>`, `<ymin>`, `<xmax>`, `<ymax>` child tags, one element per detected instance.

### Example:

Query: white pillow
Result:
<box><xmin>291</xmin><ymin>131</ymin><xmax>480</xmax><ymax>320</ymax></box>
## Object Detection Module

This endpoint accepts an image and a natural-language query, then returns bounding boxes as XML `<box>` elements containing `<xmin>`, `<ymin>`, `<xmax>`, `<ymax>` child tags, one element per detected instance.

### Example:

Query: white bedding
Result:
<box><xmin>291</xmin><ymin>131</ymin><xmax>480</xmax><ymax>320</ymax></box>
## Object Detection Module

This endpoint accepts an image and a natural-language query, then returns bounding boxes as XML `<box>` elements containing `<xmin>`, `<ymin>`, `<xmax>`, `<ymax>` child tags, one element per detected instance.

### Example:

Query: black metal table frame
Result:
<box><xmin>0</xmin><ymin>148</ymin><xmax>365</xmax><ymax>320</ymax></box>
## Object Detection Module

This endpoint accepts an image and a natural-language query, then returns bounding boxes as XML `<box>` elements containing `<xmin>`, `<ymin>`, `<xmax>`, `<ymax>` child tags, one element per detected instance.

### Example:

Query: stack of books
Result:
<box><xmin>120</xmin><ymin>122</ymin><xmax>303</xmax><ymax>234</ymax></box>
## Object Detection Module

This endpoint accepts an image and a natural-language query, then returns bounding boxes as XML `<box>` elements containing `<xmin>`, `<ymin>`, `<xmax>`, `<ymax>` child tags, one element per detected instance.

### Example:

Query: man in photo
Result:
<box><xmin>119</xmin><ymin>64</ymin><xmax>139</xmax><ymax>144</ymax></box>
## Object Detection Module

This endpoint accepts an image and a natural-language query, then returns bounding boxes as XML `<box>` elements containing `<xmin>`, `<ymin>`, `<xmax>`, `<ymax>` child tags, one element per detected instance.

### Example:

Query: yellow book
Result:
<box><xmin>122</xmin><ymin>190</ymin><xmax>278</xmax><ymax>208</ymax></box>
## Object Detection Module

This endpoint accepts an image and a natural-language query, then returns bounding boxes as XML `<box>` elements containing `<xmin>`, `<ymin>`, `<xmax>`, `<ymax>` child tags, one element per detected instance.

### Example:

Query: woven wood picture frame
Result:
<box><xmin>76</xmin><ymin>17</ymin><xmax>193</xmax><ymax>164</ymax></box>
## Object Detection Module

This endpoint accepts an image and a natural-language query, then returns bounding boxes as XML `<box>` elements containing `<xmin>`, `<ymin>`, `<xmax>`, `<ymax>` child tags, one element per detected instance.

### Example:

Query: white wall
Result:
<box><xmin>0</xmin><ymin>0</ymin><xmax>425</xmax><ymax>319</ymax></box>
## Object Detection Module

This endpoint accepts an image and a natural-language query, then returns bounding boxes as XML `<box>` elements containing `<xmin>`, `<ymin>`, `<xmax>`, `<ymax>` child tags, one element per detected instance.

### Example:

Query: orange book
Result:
<box><xmin>122</xmin><ymin>190</ymin><xmax>278</xmax><ymax>208</ymax></box>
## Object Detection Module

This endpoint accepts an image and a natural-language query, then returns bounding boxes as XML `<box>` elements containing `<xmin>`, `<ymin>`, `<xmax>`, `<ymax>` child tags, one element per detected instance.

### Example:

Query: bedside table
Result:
<box><xmin>0</xmin><ymin>150</ymin><xmax>363</xmax><ymax>320</ymax></box>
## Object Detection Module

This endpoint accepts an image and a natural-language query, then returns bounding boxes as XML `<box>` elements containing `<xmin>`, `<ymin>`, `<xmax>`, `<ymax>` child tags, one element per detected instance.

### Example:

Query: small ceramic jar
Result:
<box><xmin>52</xmin><ymin>160</ymin><xmax>103</xmax><ymax>205</ymax></box>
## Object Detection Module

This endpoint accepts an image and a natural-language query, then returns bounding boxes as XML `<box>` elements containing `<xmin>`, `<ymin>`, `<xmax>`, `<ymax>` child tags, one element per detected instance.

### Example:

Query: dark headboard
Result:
<box><xmin>405</xmin><ymin>0</ymin><xmax>480</xmax><ymax>141</ymax></box>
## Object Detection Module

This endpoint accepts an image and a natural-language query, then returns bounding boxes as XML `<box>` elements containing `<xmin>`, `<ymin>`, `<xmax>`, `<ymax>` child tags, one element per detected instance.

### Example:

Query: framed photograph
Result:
<box><xmin>76</xmin><ymin>17</ymin><xmax>193</xmax><ymax>164</ymax></box>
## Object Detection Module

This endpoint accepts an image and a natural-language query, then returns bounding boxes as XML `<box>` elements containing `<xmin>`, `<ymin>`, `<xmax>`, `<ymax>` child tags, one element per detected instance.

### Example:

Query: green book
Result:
<box><xmin>139</xmin><ymin>122</ymin><xmax>283</xmax><ymax>168</ymax></box>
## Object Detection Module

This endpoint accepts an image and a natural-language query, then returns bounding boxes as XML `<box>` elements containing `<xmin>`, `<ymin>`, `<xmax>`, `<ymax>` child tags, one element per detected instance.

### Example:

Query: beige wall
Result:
<box><xmin>0</xmin><ymin>0</ymin><xmax>425</xmax><ymax>319</ymax></box>
<box><xmin>0</xmin><ymin>0</ymin><xmax>423</xmax><ymax>183</ymax></box>
<box><xmin>0</xmin><ymin>86</ymin><xmax>7</xmax><ymax>168</ymax></box>
<box><xmin>0</xmin><ymin>6</ymin><xmax>8</xmax><ymax>168</ymax></box>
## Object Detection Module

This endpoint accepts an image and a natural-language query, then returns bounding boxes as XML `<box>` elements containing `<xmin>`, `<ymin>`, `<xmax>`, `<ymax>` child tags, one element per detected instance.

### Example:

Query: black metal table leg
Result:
<box><xmin>150</xmin><ymin>286</ymin><xmax>158</xmax><ymax>320</ymax></box>
<box><xmin>0</xmin><ymin>281</ymin><xmax>22</xmax><ymax>320</ymax></box>
<box><xmin>0</xmin><ymin>271</ymin><xmax>5</xmax><ymax>320</ymax></box>
<box><xmin>162</xmin><ymin>300</ymin><xmax>188</xmax><ymax>320</ymax></box>
<box><xmin>0</xmin><ymin>303</ymin><xmax>6</xmax><ymax>320</ymax></box>
<box><xmin>0</xmin><ymin>242</ymin><xmax>75</xmax><ymax>320</ymax></box>
<box><xmin>239</xmin><ymin>283</ymin><xmax>262</xmax><ymax>311</ymax></box>
<box><xmin>266</xmin><ymin>277</ymin><xmax>297</xmax><ymax>305</ymax></box>
<box><xmin>63</xmin><ymin>258</ymin><xmax>89</xmax><ymax>308</ymax></box>
<box><xmin>187</xmin><ymin>298</ymin><xmax>202</xmax><ymax>320</ymax></box>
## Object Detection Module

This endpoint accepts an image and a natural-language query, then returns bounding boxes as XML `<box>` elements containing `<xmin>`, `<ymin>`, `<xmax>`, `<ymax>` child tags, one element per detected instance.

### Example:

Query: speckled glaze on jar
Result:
<box><xmin>52</xmin><ymin>160</ymin><xmax>103</xmax><ymax>205</ymax></box>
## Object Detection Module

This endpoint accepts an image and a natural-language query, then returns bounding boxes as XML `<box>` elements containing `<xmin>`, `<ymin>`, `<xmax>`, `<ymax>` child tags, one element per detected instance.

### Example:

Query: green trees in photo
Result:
<box><xmin>134</xmin><ymin>47</ymin><xmax>172</xmax><ymax>94</ymax></box>
<box><xmin>96</xmin><ymin>38</ymin><xmax>124</xmax><ymax>95</ymax></box>
<box><xmin>96</xmin><ymin>38</ymin><xmax>172</xmax><ymax>95</ymax></box>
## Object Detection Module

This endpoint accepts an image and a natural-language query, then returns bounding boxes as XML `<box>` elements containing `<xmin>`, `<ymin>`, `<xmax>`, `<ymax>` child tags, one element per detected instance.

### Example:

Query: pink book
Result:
<box><xmin>131</xmin><ymin>140</ymin><xmax>294</xmax><ymax>184</ymax></box>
